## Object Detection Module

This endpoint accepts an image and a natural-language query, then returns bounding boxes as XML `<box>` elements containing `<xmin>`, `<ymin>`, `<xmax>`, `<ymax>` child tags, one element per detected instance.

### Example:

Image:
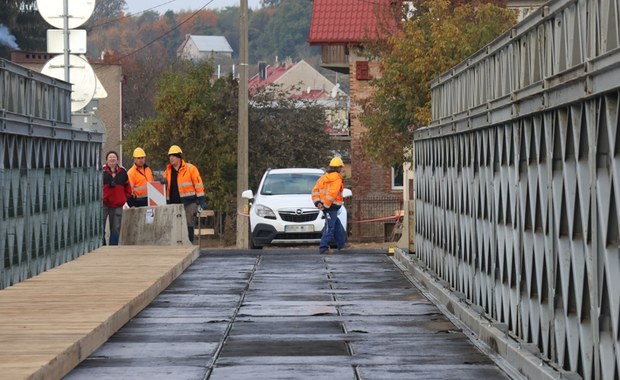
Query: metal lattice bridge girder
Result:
<box><xmin>414</xmin><ymin>0</ymin><xmax>620</xmax><ymax>379</ymax></box>
<box><xmin>0</xmin><ymin>58</ymin><xmax>103</xmax><ymax>289</ymax></box>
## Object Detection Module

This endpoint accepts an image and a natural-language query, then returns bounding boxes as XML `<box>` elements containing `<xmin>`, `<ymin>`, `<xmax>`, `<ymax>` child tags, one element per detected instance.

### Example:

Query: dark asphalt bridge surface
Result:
<box><xmin>65</xmin><ymin>249</ymin><xmax>510</xmax><ymax>380</ymax></box>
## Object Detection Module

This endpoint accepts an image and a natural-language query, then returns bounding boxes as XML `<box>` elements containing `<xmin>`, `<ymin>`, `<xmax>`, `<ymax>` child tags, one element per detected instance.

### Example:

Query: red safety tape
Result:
<box><xmin>236</xmin><ymin>211</ymin><xmax>399</xmax><ymax>223</ymax></box>
<box><xmin>348</xmin><ymin>215</ymin><xmax>401</xmax><ymax>224</ymax></box>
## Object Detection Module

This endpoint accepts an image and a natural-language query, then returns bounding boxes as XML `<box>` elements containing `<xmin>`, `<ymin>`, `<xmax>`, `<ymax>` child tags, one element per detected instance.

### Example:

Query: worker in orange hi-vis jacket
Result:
<box><xmin>127</xmin><ymin>147</ymin><xmax>154</xmax><ymax>208</ymax></box>
<box><xmin>312</xmin><ymin>156</ymin><xmax>346</xmax><ymax>254</ymax></box>
<box><xmin>163</xmin><ymin>145</ymin><xmax>207</xmax><ymax>243</ymax></box>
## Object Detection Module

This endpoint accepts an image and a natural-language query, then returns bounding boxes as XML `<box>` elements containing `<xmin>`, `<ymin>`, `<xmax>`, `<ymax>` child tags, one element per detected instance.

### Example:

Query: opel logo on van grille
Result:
<box><xmin>296</xmin><ymin>209</ymin><xmax>303</xmax><ymax>215</ymax></box>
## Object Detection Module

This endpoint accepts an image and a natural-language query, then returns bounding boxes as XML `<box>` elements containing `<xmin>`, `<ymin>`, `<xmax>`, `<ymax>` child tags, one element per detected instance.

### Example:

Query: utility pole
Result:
<box><xmin>236</xmin><ymin>0</ymin><xmax>249</xmax><ymax>248</ymax></box>
<box><xmin>63</xmin><ymin>0</ymin><xmax>70</xmax><ymax>83</ymax></box>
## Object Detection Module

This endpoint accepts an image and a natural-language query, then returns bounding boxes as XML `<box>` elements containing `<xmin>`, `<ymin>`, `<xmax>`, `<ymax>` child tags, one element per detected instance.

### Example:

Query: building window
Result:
<box><xmin>355</xmin><ymin>61</ymin><xmax>370</xmax><ymax>80</ymax></box>
<box><xmin>392</xmin><ymin>165</ymin><xmax>404</xmax><ymax>190</ymax></box>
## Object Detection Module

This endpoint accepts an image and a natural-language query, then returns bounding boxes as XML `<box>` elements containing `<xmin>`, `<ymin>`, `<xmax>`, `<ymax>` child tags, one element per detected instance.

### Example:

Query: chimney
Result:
<box><xmin>258</xmin><ymin>61</ymin><xmax>267</xmax><ymax>80</ymax></box>
<box><xmin>284</xmin><ymin>57</ymin><xmax>293</xmax><ymax>69</ymax></box>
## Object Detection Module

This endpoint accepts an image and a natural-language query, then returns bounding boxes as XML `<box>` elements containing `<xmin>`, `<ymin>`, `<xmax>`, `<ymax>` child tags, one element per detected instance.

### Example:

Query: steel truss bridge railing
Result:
<box><xmin>0</xmin><ymin>58</ymin><xmax>103</xmax><ymax>290</ymax></box>
<box><xmin>415</xmin><ymin>0</ymin><xmax>620</xmax><ymax>379</ymax></box>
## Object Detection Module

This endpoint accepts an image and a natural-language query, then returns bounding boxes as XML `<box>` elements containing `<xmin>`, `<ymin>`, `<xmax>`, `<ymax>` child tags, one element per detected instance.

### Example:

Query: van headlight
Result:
<box><xmin>255</xmin><ymin>204</ymin><xmax>276</xmax><ymax>219</ymax></box>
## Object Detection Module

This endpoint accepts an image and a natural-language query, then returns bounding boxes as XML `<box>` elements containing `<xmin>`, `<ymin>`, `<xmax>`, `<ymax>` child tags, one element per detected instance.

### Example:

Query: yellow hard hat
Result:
<box><xmin>132</xmin><ymin>147</ymin><xmax>146</xmax><ymax>158</ymax></box>
<box><xmin>329</xmin><ymin>156</ymin><xmax>344</xmax><ymax>167</ymax></box>
<box><xmin>168</xmin><ymin>145</ymin><xmax>183</xmax><ymax>155</ymax></box>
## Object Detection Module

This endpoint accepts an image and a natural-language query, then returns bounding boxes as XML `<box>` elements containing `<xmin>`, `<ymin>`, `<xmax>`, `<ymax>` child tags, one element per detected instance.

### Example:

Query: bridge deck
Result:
<box><xmin>0</xmin><ymin>246</ymin><xmax>199</xmax><ymax>380</ymax></box>
<box><xmin>65</xmin><ymin>249</ymin><xmax>510</xmax><ymax>379</ymax></box>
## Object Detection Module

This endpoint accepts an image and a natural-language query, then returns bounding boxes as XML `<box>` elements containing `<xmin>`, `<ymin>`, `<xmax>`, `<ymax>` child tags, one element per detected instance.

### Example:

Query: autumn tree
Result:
<box><xmin>124</xmin><ymin>60</ymin><xmax>333</xmax><ymax>210</ymax></box>
<box><xmin>176</xmin><ymin>9</ymin><xmax>218</xmax><ymax>38</ymax></box>
<box><xmin>361</xmin><ymin>0</ymin><xmax>517</xmax><ymax>166</ymax></box>
<box><xmin>88</xmin><ymin>0</ymin><xmax>126</xmax><ymax>25</ymax></box>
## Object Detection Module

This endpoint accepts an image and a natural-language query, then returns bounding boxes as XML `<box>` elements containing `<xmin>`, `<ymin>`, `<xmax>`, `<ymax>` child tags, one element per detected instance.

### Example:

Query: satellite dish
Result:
<box><xmin>37</xmin><ymin>0</ymin><xmax>96</xmax><ymax>29</ymax></box>
<box><xmin>331</xmin><ymin>83</ymin><xmax>340</xmax><ymax>98</ymax></box>
<box><xmin>93</xmin><ymin>75</ymin><xmax>108</xmax><ymax>99</ymax></box>
<box><xmin>42</xmin><ymin>54</ymin><xmax>97</xmax><ymax>112</ymax></box>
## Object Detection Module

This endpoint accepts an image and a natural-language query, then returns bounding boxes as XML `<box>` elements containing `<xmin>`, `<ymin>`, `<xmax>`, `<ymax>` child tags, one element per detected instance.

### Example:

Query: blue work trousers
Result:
<box><xmin>320</xmin><ymin>208</ymin><xmax>345</xmax><ymax>251</ymax></box>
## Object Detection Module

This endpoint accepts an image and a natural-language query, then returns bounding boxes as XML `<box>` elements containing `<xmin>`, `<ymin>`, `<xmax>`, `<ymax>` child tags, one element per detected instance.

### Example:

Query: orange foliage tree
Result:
<box><xmin>361</xmin><ymin>0</ymin><xmax>517</xmax><ymax>166</ymax></box>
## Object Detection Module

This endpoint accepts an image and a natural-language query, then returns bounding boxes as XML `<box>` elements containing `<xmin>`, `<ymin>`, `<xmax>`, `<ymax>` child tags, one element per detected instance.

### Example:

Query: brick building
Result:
<box><xmin>308</xmin><ymin>0</ymin><xmax>402</xmax><ymax>199</ymax></box>
<box><xmin>308</xmin><ymin>0</ymin><xmax>547</xmax><ymax>246</ymax></box>
<box><xmin>308</xmin><ymin>0</ymin><xmax>404</xmax><ymax>243</ymax></box>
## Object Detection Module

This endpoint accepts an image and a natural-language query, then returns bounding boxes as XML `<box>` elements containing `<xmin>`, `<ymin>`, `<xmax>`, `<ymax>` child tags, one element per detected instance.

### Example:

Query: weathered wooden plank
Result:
<box><xmin>0</xmin><ymin>245</ymin><xmax>198</xmax><ymax>380</ymax></box>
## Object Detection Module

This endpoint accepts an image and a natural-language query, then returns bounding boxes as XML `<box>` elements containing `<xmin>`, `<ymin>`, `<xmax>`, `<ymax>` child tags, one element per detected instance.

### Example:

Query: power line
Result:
<box><xmin>99</xmin><ymin>0</ymin><xmax>216</xmax><ymax>66</ymax></box>
<box><xmin>90</xmin><ymin>0</ymin><xmax>178</xmax><ymax>30</ymax></box>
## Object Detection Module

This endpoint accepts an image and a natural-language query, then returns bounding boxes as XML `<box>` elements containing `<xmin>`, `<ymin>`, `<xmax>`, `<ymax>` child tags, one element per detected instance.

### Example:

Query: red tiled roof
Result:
<box><xmin>248</xmin><ymin>65</ymin><xmax>329</xmax><ymax>100</ymax></box>
<box><xmin>248</xmin><ymin>64</ymin><xmax>288</xmax><ymax>90</ymax></box>
<box><xmin>308</xmin><ymin>0</ymin><xmax>397</xmax><ymax>45</ymax></box>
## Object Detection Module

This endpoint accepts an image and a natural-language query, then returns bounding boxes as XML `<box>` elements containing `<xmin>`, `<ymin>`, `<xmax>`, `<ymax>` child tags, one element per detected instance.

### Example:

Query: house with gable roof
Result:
<box><xmin>249</xmin><ymin>58</ymin><xmax>350</xmax><ymax>138</ymax></box>
<box><xmin>249</xmin><ymin>58</ymin><xmax>345</xmax><ymax>100</ymax></box>
<box><xmin>177</xmin><ymin>34</ymin><xmax>234</xmax><ymax>77</ymax></box>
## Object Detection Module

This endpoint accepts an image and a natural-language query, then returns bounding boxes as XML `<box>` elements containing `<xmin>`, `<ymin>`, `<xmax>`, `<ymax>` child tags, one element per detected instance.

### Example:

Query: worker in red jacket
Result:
<box><xmin>103</xmin><ymin>151</ymin><xmax>132</xmax><ymax>245</ymax></box>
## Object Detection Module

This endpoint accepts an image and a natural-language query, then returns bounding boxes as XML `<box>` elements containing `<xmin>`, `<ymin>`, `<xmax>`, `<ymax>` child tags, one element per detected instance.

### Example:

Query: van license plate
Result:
<box><xmin>285</xmin><ymin>225</ymin><xmax>314</xmax><ymax>233</ymax></box>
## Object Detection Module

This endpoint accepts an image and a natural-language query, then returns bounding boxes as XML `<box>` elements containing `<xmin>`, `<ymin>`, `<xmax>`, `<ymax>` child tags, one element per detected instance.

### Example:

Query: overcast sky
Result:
<box><xmin>124</xmin><ymin>0</ymin><xmax>262</xmax><ymax>14</ymax></box>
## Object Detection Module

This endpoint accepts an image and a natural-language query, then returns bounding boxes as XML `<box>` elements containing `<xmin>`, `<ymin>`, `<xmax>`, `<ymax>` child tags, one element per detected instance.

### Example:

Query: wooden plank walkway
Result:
<box><xmin>0</xmin><ymin>245</ymin><xmax>199</xmax><ymax>380</ymax></box>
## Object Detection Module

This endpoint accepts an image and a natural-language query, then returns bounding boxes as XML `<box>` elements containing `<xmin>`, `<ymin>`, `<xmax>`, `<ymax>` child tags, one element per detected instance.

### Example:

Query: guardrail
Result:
<box><xmin>0</xmin><ymin>58</ymin><xmax>103</xmax><ymax>289</ymax></box>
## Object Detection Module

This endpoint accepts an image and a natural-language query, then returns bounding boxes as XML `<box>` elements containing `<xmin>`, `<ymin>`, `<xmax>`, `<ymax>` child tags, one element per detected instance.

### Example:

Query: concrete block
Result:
<box><xmin>120</xmin><ymin>204</ymin><xmax>191</xmax><ymax>246</ymax></box>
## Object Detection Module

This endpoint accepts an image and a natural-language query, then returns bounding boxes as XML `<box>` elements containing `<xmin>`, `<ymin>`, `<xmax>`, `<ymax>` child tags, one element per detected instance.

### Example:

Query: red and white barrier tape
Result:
<box><xmin>348</xmin><ymin>215</ymin><xmax>401</xmax><ymax>224</ymax></box>
<box><xmin>236</xmin><ymin>211</ymin><xmax>400</xmax><ymax>224</ymax></box>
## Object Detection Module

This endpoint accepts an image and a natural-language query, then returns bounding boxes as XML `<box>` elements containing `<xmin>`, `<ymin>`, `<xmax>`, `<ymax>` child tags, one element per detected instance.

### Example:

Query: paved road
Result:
<box><xmin>66</xmin><ymin>249</ymin><xmax>510</xmax><ymax>379</ymax></box>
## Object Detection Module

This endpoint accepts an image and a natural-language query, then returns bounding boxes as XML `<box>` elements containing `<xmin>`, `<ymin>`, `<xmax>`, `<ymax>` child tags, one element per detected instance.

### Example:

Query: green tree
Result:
<box><xmin>0</xmin><ymin>0</ymin><xmax>46</xmax><ymax>59</ymax></box>
<box><xmin>361</xmin><ymin>0</ymin><xmax>516</xmax><ymax>166</ymax></box>
<box><xmin>260</xmin><ymin>0</ymin><xmax>281</xmax><ymax>7</ymax></box>
<box><xmin>254</xmin><ymin>0</ymin><xmax>318</xmax><ymax>62</ymax></box>
<box><xmin>215</xmin><ymin>7</ymin><xmax>240</xmax><ymax>60</ymax></box>
<box><xmin>125</xmin><ymin>61</ymin><xmax>333</xmax><ymax>209</ymax></box>
<box><xmin>125</xmin><ymin>61</ymin><xmax>238</xmax><ymax>211</ymax></box>
<box><xmin>248</xmin><ymin>8</ymin><xmax>272</xmax><ymax>63</ymax></box>
<box><xmin>248</xmin><ymin>84</ymin><xmax>332</xmax><ymax>189</ymax></box>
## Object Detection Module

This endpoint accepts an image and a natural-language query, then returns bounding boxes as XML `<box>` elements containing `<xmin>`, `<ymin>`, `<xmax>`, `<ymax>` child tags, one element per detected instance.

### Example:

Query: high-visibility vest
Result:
<box><xmin>163</xmin><ymin>160</ymin><xmax>205</xmax><ymax>201</ymax></box>
<box><xmin>311</xmin><ymin>171</ymin><xmax>344</xmax><ymax>209</ymax></box>
<box><xmin>127</xmin><ymin>164</ymin><xmax>154</xmax><ymax>199</ymax></box>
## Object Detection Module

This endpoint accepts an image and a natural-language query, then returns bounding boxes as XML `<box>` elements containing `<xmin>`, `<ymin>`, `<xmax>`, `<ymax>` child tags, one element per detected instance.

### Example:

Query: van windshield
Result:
<box><xmin>260</xmin><ymin>173</ymin><xmax>322</xmax><ymax>195</ymax></box>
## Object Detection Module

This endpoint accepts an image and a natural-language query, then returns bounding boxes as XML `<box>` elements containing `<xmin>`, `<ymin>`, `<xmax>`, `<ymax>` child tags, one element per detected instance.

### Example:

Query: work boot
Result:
<box><xmin>337</xmin><ymin>243</ymin><xmax>352</xmax><ymax>253</ymax></box>
<box><xmin>319</xmin><ymin>247</ymin><xmax>330</xmax><ymax>254</ymax></box>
